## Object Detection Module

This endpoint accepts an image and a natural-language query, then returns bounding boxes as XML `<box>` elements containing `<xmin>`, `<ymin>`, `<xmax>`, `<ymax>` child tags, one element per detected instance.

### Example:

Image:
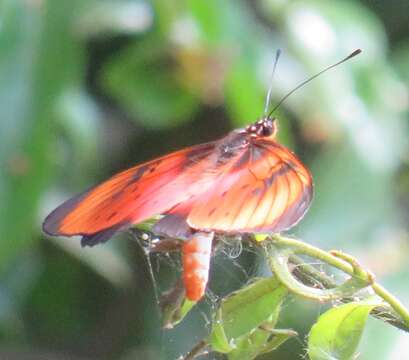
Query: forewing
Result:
<box><xmin>187</xmin><ymin>139</ymin><xmax>313</xmax><ymax>233</ymax></box>
<box><xmin>43</xmin><ymin>142</ymin><xmax>216</xmax><ymax>237</ymax></box>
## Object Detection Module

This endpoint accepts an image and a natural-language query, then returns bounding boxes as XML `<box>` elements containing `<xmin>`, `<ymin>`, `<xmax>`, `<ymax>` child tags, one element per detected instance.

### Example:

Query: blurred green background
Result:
<box><xmin>1</xmin><ymin>0</ymin><xmax>408</xmax><ymax>359</ymax></box>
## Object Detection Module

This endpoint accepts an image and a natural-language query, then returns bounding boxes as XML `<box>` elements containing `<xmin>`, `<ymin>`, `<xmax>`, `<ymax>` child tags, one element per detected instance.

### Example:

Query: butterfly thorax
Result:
<box><xmin>214</xmin><ymin>117</ymin><xmax>278</xmax><ymax>167</ymax></box>
<box><xmin>245</xmin><ymin>117</ymin><xmax>277</xmax><ymax>138</ymax></box>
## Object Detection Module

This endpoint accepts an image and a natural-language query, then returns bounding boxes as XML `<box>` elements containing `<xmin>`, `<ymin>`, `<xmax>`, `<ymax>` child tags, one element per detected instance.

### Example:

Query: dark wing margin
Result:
<box><xmin>43</xmin><ymin>187</ymin><xmax>94</xmax><ymax>236</ymax></box>
<box><xmin>42</xmin><ymin>142</ymin><xmax>217</xmax><ymax>241</ymax></box>
<box><xmin>80</xmin><ymin>222</ymin><xmax>130</xmax><ymax>247</ymax></box>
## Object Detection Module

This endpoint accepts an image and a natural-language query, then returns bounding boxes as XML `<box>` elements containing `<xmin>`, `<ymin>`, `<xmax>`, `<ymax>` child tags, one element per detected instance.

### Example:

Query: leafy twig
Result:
<box><xmin>266</xmin><ymin>235</ymin><xmax>409</xmax><ymax>330</ymax></box>
<box><xmin>290</xmin><ymin>254</ymin><xmax>409</xmax><ymax>332</ymax></box>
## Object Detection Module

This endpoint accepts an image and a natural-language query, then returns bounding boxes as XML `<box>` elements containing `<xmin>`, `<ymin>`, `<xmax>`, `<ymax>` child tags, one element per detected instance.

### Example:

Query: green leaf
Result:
<box><xmin>76</xmin><ymin>1</ymin><xmax>153</xmax><ymax>38</ymax></box>
<box><xmin>102</xmin><ymin>37</ymin><xmax>199</xmax><ymax>129</ymax></box>
<box><xmin>228</xmin><ymin>316</ymin><xmax>296</xmax><ymax>360</ymax></box>
<box><xmin>187</xmin><ymin>0</ymin><xmax>224</xmax><ymax>44</ymax></box>
<box><xmin>0</xmin><ymin>0</ymin><xmax>85</xmax><ymax>270</ymax></box>
<box><xmin>187</xmin><ymin>0</ymin><xmax>268</xmax><ymax>126</ymax></box>
<box><xmin>48</xmin><ymin>236</ymin><xmax>132</xmax><ymax>288</ymax></box>
<box><xmin>308</xmin><ymin>301</ymin><xmax>378</xmax><ymax>360</ymax></box>
<box><xmin>209</xmin><ymin>277</ymin><xmax>288</xmax><ymax>353</ymax></box>
<box><xmin>225</xmin><ymin>57</ymin><xmax>265</xmax><ymax>126</ymax></box>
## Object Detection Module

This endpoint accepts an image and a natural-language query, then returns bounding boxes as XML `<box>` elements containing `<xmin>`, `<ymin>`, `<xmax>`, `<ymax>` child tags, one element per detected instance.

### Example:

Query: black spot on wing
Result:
<box><xmin>131</xmin><ymin>165</ymin><xmax>148</xmax><ymax>182</ymax></box>
<box><xmin>110</xmin><ymin>190</ymin><xmax>124</xmax><ymax>201</ymax></box>
<box><xmin>107</xmin><ymin>211</ymin><xmax>118</xmax><ymax>221</ymax></box>
<box><xmin>208</xmin><ymin>208</ymin><xmax>217</xmax><ymax>217</ymax></box>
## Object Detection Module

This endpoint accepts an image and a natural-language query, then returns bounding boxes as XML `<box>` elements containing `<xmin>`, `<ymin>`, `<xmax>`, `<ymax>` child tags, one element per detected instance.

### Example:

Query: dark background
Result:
<box><xmin>1</xmin><ymin>0</ymin><xmax>408</xmax><ymax>359</ymax></box>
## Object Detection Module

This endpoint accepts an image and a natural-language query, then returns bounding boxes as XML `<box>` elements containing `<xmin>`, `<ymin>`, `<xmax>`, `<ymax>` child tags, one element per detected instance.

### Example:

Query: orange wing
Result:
<box><xmin>187</xmin><ymin>139</ymin><xmax>313</xmax><ymax>233</ymax></box>
<box><xmin>43</xmin><ymin>142</ymin><xmax>217</xmax><ymax>245</ymax></box>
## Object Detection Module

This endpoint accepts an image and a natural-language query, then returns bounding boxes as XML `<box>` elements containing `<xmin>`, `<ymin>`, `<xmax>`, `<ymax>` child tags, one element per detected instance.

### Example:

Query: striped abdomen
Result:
<box><xmin>182</xmin><ymin>232</ymin><xmax>214</xmax><ymax>301</ymax></box>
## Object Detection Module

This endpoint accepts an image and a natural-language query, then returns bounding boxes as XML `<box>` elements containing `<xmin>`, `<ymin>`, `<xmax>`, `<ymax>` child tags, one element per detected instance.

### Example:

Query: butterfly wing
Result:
<box><xmin>43</xmin><ymin>142</ymin><xmax>217</xmax><ymax>241</ymax></box>
<box><xmin>187</xmin><ymin>139</ymin><xmax>313</xmax><ymax>233</ymax></box>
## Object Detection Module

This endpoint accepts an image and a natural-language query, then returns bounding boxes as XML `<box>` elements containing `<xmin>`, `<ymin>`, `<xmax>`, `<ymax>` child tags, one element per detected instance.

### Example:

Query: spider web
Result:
<box><xmin>127</xmin><ymin>228</ymin><xmax>266</xmax><ymax>358</ymax></box>
<box><xmin>126</xmin><ymin>228</ymin><xmax>388</xmax><ymax>360</ymax></box>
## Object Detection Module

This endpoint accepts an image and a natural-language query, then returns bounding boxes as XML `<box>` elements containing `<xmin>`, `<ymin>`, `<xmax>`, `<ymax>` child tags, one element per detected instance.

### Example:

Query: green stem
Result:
<box><xmin>372</xmin><ymin>282</ymin><xmax>409</xmax><ymax>328</ymax></box>
<box><xmin>290</xmin><ymin>254</ymin><xmax>338</xmax><ymax>289</ymax></box>
<box><xmin>290</xmin><ymin>254</ymin><xmax>409</xmax><ymax>332</ymax></box>
<box><xmin>267</xmin><ymin>234</ymin><xmax>409</xmax><ymax>328</ymax></box>
<box><xmin>269</xmin><ymin>247</ymin><xmax>350</xmax><ymax>300</ymax></box>
<box><xmin>270</xmin><ymin>235</ymin><xmax>352</xmax><ymax>272</ymax></box>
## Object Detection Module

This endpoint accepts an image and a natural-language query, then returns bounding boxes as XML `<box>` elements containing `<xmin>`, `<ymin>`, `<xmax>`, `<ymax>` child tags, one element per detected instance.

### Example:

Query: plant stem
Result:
<box><xmin>372</xmin><ymin>282</ymin><xmax>409</xmax><ymax>329</ymax></box>
<box><xmin>268</xmin><ymin>234</ymin><xmax>409</xmax><ymax>328</ymax></box>
<box><xmin>290</xmin><ymin>254</ymin><xmax>409</xmax><ymax>332</ymax></box>
<box><xmin>182</xmin><ymin>340</ymin><xmax>208</xmax><ymax>360</ymax></box>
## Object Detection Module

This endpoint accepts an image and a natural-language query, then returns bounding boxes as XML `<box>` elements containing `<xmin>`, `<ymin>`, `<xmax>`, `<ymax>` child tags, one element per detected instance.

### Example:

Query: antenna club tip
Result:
<box><xmin>351</xmin><ymin>49</ymin><xmax>362</xmax><ymax>57</ymax></box>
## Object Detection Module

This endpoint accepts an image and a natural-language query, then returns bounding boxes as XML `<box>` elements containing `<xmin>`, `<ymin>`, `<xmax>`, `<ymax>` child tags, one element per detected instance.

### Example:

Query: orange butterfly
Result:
<box><xmin>43</xmin><ymin>50</ymin><xmax>361</xmax><ymax>301</ymax></box>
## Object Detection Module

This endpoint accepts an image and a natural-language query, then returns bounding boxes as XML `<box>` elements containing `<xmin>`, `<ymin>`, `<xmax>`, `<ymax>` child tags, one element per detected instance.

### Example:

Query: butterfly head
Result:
<box><xmin>246</xmin><ymin>117</ymin><xmax>278</xmax><ymax>138</ymax></box>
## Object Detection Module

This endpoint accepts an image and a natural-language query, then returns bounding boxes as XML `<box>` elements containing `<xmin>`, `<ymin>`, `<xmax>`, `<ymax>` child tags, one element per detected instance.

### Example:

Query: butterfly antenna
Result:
<box><xmin>268</xmin><ymin>49</ymin><xmax>362</xmax><ymax>117</ymax></box>
<box><xmin>264</xmin><ymin>49</ymin><xmax>282</xmax><ymax>115</ymax></box>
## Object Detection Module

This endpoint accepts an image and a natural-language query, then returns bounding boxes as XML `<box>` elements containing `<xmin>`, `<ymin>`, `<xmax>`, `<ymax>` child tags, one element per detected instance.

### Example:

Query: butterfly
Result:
<box><xmin>43</xmin><ymin>49</ymin><xmax>361</xmax><ymax>302</ymax></box>
<box><xmin>43</xmin><ymin>117</ymin><xmax>312</xmax><ymax>300</ymax></box>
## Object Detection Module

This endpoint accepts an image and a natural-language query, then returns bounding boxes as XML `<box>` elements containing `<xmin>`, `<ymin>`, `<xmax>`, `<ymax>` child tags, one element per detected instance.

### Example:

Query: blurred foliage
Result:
<box><xmin>0</xmin><ymin>0</ymin><xmax>408</xmax><ymax>359</ymax></box>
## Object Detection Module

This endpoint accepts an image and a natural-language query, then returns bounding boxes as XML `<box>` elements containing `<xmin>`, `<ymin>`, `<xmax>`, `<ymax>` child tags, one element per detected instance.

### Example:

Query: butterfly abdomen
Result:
<box><xmin>182</xmin><ymin>232</ymin><xmax>214</xmax><ymax>301</ymax></box>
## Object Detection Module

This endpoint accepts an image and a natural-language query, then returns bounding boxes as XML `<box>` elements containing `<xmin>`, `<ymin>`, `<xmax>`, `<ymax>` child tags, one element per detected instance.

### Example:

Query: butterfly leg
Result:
<box><xmin>128</xmin><ymin>227</ymin><xmax>183</xmax><ymax>253</ymax></box>
<box><xmin>183</xmin><ymin>231</ymin><xmax>214</xmax><ymax>301</ymax></box>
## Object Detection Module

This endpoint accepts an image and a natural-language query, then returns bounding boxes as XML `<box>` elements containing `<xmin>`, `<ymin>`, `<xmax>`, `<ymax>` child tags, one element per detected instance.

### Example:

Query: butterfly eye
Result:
<box><xmin>262</xmin><ymin>126</ymin><xmax>273</xmax><ymax>137</ymax></box>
